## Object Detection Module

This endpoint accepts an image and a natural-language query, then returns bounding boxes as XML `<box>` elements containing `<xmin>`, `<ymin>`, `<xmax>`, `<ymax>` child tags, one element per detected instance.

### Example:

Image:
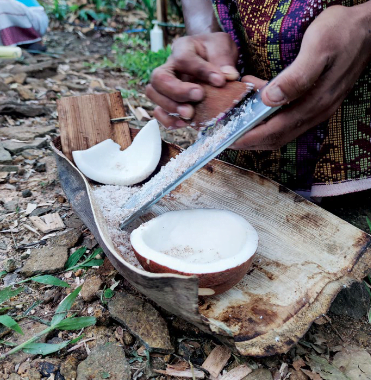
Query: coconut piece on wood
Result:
<box><xmin>72</xmin><ymin>119</ymin><xmax>161</xmax><ymax>185</ymax></box>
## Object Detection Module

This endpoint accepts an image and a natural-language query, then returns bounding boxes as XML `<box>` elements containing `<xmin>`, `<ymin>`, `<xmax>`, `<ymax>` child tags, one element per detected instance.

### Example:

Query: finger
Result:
<box><xmin>172</xmin><ymin>38</ymin><xmax>226</xmax><ymax>86</ymax></box>
<box><xmin>151</xmin><ymin>65</ymin><xmax>205</xmax><ymax>103</ymax></box>
<box><xmin>261</xmin><ymin>36</ymin><xmax>329</xmax><ymax>107</ymax></box>
<box><xmin>153</xmin><ymin>106</ymin><xmax>188</xmax><ymax>129</ymax></box>
<box><xmin>241</xmin><ymin>76</ymin><xmax>267</xmax><ymax>90</ymax></box>
<box><xmin>205</xmin><ymin>33</ymin><xmax>239</xmax><ymax>81</ymax></box>
<box><xmin>146</xmin><ymin>85</ymin><xmax>194</xmax><ymax>119</ymax></box>
<box><xmin>230</xmin><ymin>112</ymin><xmax>302</xmax><ymax>150</ymax></box>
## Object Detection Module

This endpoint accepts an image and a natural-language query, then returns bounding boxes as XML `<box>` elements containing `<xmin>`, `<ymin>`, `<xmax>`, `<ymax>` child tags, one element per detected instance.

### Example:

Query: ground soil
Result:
<box><xmin>1</xmin><ymin>22</ymin><xmax>371</xmax><ymax>380</ymax></box>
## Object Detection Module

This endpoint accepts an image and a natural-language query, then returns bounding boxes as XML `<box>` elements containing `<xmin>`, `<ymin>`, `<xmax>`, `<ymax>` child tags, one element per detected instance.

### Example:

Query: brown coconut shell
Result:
<box><xmin>192</xmin><ymin>81</ymin><xmax>254</xmax><ymax>129</ymax></box>
<box><xmin>132</xmin><ymin>247</ymin><xmax>256</xmax><ymax>296</ymax></box>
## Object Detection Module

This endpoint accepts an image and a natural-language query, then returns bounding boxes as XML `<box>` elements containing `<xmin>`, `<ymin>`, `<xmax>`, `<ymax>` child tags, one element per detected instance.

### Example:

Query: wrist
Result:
<box><xmin>352</xmin><ymin>2</ymin><xmax>371</xmax><ymax>46</ymax></box>
<box><xmin>181</xmin><ymin>0</ymin><xmax>221</xmax><ymax>35</ymax></box>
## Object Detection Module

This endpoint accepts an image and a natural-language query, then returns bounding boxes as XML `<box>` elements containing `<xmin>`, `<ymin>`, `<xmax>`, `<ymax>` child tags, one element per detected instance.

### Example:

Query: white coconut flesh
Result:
<box><xmin>130</xmin><ymin>209</ymin><xmax>259</xmax><ymax>274</ymax></box>
<box><xmin>72</xmin><ymin>119</ymin><xmax>161</xmax><ymax>185</ymax></box>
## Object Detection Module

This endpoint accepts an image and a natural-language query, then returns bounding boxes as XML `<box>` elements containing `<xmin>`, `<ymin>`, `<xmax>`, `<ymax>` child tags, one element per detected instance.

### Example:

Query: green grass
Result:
<box><xmin>87</xmin><ymin>34</ymin><xmax>171</xmax><ymax>85</ymax></box>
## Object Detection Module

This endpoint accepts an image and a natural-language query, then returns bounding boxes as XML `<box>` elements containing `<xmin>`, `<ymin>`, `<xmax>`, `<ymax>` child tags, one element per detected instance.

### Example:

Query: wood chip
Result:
<box><xmin>0</xmin><ymin>172</ymin><xmax>8</xmax><ymax>182</ymax></box>
<box><xmin>220</xmin><ymin>365</ymin><xmax>252</xmax><ymax>380</ymax></box>
<box><xmin>154</xmin><ymin>367</ymin><xmax>205</xmax><ymax>379</ymax></box>
<box><xmin>29</xmin><ymin>212</ymin><xmax>65</xmax><ymax>233</ymax></box>
<box><xmin>202</xmin><ymin>345</ymin><xmax>231</xmax><ymax>379</ymax></box>
<box><xmin>23</xmin><ymin>223</ymin><xmax>40</xmax><ymax>236</ymax></box>
<box><xmin>134</xmin><ymin>107</ymin><xmax>151</xmax><ymax>121</ymax></box>
<box><xmin>25</xmin><ymin>203</ymin><xmax>37</xmax><ymax>215</ymax></box>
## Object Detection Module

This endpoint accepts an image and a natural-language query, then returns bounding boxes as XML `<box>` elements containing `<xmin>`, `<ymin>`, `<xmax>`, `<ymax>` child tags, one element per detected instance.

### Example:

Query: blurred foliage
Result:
<box><xmin>87</xmin><ymin>34</ymin><xmax>171</xmax><ymax>85</ymax></box>
<box><xmin>42</xmin><ymin>0</ymin><xmax>156</xmax><ymax>25</ymax></box>
<box><xmin>41</xmin><ymin>0</ymin><xmax>183</xmax><ymax>28</ymax></box>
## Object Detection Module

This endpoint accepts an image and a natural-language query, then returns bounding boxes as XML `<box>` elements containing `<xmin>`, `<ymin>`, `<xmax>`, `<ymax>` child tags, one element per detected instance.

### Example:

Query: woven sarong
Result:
<box><xmin>0</xmin><ymin>0</ymin><xmax>48</xmax><ymax>46</ymax></box>
<box><xmin>213</xmin><ymin>0</ymin><xmax>371</xmax><ymax>197</ymax></box>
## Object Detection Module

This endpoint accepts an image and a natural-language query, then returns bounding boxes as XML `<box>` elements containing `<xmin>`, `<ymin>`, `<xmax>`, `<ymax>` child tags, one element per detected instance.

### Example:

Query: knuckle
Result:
<box><xmin>145</xmin><ymin>84</ymin><xmax>153</xmax><ymax>97</ymax></box>
<box><xmin>151</xmin><ymin>67</ymin><xmax>161</xmax><ymax>81</ymax></box>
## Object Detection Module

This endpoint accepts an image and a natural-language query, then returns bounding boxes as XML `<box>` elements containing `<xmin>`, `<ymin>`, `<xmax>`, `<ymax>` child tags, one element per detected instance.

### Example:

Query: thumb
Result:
<box><xmin>261</xmin><ymin>46</ymin><xmax>327</xmax><ymax>107</ymax></box>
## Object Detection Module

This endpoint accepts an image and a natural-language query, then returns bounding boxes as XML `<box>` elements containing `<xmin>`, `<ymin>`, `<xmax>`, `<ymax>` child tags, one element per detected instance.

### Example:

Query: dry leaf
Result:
<box><xmin>293</xmin><ymin>358</ymin><xmax>306</xmax><ymax>371</ymax></box>
<box><xmin>301</xmin><ymin>369</ymin><xmax>323</xmax><ymax>380</ymax></box>
<box><xmin>333</xmin><ymin>346</ymin><xmax>371</xmax><ymax>380</ymax></box>
<box><xmin>219</xmin><ymin>364</ymin><xmax>252</xmax><ymax>380</ymax></box>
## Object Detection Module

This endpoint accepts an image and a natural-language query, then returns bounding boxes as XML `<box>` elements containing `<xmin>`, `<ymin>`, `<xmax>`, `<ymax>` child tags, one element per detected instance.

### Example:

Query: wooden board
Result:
<box><xmin>57</xmin><ymin>92</ymin><xmax>131</xmax><ymax>161</ymax></box>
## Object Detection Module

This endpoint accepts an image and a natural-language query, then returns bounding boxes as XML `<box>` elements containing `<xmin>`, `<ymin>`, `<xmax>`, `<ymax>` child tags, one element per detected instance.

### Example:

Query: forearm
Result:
<box><xmin>181</xmin><ymin>0</ymin><xmax>221</xmax><ymax>35</ymax></box>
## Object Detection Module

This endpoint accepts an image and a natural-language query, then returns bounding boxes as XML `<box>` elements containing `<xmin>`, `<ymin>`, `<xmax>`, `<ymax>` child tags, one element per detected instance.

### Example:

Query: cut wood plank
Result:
<box><xmin>29</xmin><ymin>213</ymin><xmax>65</xmax><ymax>233</ymax></box>
<box><xmin>202</xmin><ymin>346</ymin><xmax>231</xmax><ymax>379</ymax></box>
<box><xmin>57</xmin><ymin>92</ymin><xmax>131</xmax><ymax>161</ymax></box>
<box><xmin>134</xmin><ymin>106</ymin><xmax>151</xmax><ymax>121</ymax></box>
<box><xmin>220</xmin><ymin>365</ymin><xmax>252</xmax><ymax>380</ymax></box>
<box><xmin>154</xmin><ymin>368</ymin><xmax>205</xmax><ymax>378</ymax></box>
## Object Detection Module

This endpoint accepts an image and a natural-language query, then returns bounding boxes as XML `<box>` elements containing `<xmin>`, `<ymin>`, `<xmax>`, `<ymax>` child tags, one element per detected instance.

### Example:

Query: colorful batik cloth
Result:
<box><xmin>212</xmin><ymin>0</ymin><xmax>371</xmax><ymax>197</ymax></box>
<box><xmin>0</xmin><ymin>0</ymin><xmax>48</xmax><ymax>46</ymax></box>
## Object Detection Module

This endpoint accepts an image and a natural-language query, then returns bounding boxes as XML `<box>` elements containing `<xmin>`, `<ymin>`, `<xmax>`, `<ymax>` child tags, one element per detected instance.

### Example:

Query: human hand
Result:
<box><xmin>146</xmin><ymin>32</ymin><xmax>239</xmax><ymax>129</ymax></box>
<box><xmin>231</xmin><ymin>5</ymin><xmax>371</xmax><ymax>150</ymax></box>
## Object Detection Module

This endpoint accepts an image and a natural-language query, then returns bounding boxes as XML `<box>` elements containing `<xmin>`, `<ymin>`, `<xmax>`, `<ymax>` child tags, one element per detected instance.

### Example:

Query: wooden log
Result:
<box><xmin>57</xmin><ymin>92</ymin><xmax>131</xmax><ymax>161</ymax></box>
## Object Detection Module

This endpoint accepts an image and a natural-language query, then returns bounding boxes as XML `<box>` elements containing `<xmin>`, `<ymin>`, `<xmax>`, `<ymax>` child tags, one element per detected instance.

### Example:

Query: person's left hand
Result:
<box><xmin>231</xmin><ymin>4</ymin><xmax>371</xmax><ymax>150</ymax></box>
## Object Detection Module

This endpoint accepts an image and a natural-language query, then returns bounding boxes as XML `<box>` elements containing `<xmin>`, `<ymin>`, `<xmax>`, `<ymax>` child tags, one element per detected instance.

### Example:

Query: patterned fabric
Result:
<box><xmin>0</xmin><ymin>0</ymin><xmax>48</xmax><ymax>46</ymax></box>
<box><xmin>212</xmin><ymin>0</ymin><xmax>371</xmax><ymax>197</ymax></box>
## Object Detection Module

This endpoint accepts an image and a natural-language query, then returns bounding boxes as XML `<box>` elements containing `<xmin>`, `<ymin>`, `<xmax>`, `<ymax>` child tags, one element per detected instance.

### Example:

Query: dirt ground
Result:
<box><xmin>1</xmin><ymin>24</ymin><xmax>371</xmax><ymax>380</ymax></box>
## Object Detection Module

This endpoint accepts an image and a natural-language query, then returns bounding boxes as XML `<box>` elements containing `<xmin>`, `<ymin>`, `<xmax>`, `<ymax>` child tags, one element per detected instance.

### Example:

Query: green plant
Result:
<box><xmin>87</xmin><ymin>33</ymin><xmax>171</xmax><ymax>85</ymax></box>
<box><xmin>49</xmin><ymin>0</ymin><xmax>71</xmax><ymax>21</ymax></box>
<box><xmin>65</xmin><ymin>247</ymin><xmax>104</xmax><ymax>271</ymax></box>
<box><xmin>0</xmin><ymin>286</ymin><xmax>96</xmax><ymax>358</ymax></box>
<box><xmin>116</xmin><ymin>47</ymin><xmax>171</xmax><ymax>84</ymax></box>
<box><xmin>0</xmin><ymin>247</ymin><xmax>103</xmax><ymax>335</ymax></box>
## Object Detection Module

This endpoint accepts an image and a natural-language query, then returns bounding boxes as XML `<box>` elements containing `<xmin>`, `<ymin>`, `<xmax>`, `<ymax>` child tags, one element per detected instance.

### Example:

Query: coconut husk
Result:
<box><xmin>192</xmin><ymin>81</ymin><xmax>253</xmax><ymax>129</ymax></box>
<box><xmin>52</xmin><ymin>93</ymin><xmax>371</xmax><ymax>356</ymax></box>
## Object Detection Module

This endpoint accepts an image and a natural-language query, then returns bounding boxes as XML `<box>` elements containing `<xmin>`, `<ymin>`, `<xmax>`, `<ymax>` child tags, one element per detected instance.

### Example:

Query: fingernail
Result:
<box><xmin>176</xmin><ymin>119</ymin><xmax>187</xmax><ymax>128</ymax></box>
<box><xmin>177</xmin><ymin>105</ymin><xmax>193</xmax><ymax>119</ymax></box>
<box><xmin>189</xmin><ymin>88</ymin><xmax>203</xmax><ymax>101</ymax></box>
<box><xmin>209</xmin><ymin>72</ymin><xmax>224</xmax><ymax>86</ymax></box>
<box><xmin>220</xmin><ymin>65</ymin><xmax>239</xmax><ymax>80</ymax></box>
<box><xmin>265</xmin><ymin>84</ymin><xmax>286</xmax><ymax>104</ymax></box>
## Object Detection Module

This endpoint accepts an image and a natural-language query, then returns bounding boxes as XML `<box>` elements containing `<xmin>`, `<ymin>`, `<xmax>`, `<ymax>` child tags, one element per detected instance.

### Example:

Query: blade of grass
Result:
<box><xmin>51</xmin><ymin>285</ymin><xmax>82</xmax><ymax>325</ymax></box>
<box><xmin>65</xmin><ymin>247</ymin><xmax>87</xmax><ymax>270</ymax></box>
<box><xmin>23</xmin><ymin>341</ymin><xmax>71</xmax><ymax>355</ymax></box>
<box><xmin>55</xmin><ymin>316</ymin><xmax>96</xmax><ymax>330</ymax></box>
<box><xmin>366</xmin><ymin>216</ymin><xmax>371</xmax><ymax>232</ymax></box>
<box><xmin>31</xmin><ymin>275</ymin><xmax>70</xmax><ymax>288</ymax></box>
<box><xmin>0</xmin><ymin>315</ymin><xmax>23</xmax><ymax>335</ymax></box>
<box><xmin>0</xmin><ymin>286</ymin><xmax>24</xmax><ymax>305</ymax></box>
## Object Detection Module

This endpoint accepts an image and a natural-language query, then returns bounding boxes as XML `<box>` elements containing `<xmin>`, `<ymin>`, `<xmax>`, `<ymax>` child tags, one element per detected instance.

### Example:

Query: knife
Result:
<box><xmin>120</xmin><ymin>88</ymin><xmax>280</xmax><ymax>229</ymax></box>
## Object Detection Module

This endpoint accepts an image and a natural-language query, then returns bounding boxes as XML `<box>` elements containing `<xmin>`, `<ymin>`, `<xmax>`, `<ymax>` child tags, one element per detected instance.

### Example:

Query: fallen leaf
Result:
<box><xmin>307</xmin><ymin>355</ymin><xmax>351</xmax><ymax>380</ymax></box>
<box><xmin>333</xmin><ymin>346</ymin><xmax>371</xmax><ymax>380</ymax></box>
<box><xmin>293</xmin><ymin>358</ymin><xmax>306</xmax><ymax>371</ymax></box>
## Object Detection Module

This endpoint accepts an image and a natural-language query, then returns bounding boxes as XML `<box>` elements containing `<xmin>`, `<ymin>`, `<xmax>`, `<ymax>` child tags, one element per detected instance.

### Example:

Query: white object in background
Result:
<box><xmin>150</xmin><ymin>21</ymin><xmax>163</xmax><ymax>52</ymax></box>
<box><xmin>0</xmin><ymin>46</ymin><xmax>22</xmax><ymax>59</ymax></box>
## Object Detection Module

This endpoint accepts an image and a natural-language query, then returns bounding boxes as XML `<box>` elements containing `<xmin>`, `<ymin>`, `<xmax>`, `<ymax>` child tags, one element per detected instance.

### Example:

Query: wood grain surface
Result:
<box><xmin>57</xmin><ymin>92</ymin><xmax>131</xmax><ymax>161</ymax></box>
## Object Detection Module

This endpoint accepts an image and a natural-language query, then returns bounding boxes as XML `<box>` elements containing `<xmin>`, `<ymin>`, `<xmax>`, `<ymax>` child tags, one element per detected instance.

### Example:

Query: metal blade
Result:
<box><xmin>120</xmin><ymin>90</ymin><xmax>280</xmax><ymax>229</ymax></box>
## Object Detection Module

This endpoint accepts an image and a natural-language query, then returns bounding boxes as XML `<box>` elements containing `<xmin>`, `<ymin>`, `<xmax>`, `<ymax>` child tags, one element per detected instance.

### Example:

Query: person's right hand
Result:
<box><xmin>146</xmin><ymin>32</ymin><xmax>239</xmax><ymax>129</ymax></box>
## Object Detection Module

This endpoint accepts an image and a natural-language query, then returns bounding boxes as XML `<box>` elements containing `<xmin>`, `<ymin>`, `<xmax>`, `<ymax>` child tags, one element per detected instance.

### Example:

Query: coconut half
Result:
<box><xmin>72</xmin><ymin>119</ymin><xmax>161</xmax><ymax>185</ymax></box>
<box><xmin>130</xmin><ymin>209</ymin><xmax>259</xmax><ymax>296</ymax></box>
